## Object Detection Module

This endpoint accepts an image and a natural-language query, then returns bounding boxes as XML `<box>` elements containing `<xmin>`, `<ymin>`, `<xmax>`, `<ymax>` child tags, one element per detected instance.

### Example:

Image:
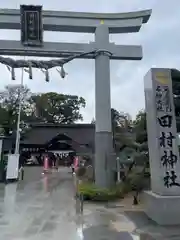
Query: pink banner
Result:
<box><xmin>73</xmin><ymin>156</ymin><xmax>79</xmax><ymax>169</ymax></box>
<box><xmin>44</xmin><ymin>157</ymin><xmax>49</xmax><ymax>170</ymax></box>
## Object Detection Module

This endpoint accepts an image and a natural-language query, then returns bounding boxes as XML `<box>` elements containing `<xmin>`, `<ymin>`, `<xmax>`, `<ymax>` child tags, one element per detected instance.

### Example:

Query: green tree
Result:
<box><xmin>111</xmin><ymin>108</ymin><xmax>131</xmax><ymax>128</ymax></box>
<box><xmin>31</xmin><ymin>92</ymin><xmax>86</xmax><ymax>124</ymax></box>
<box><xmin>0</xmin><ymin>84</ymin><xmax>32</xmax><ymax>135</ymax></box>
<box><xmin>133</xmin><ymin>110</ymin><xmax>147</xmax><ymax>145</ymax></box>
<box><xmin>111</xmin><ymin>108</ymin><xmax>134</xmax><ymax>152</ymax></box>
<box><xmin>132</xmin><ymin>110</ymin><xmax>148</xmax><ymax>165</ymax></box>
<box><xmin>117</xmin><ymin>111</ymin><xmax>149</xmax><ymax>204</ymax></box>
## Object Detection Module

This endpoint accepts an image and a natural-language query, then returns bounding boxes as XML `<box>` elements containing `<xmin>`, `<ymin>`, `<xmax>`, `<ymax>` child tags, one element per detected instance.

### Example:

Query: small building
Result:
<box><xmin>20</xmin><ymin>123</ymin><xmax>95</xmax><ymax>157</ymax></box>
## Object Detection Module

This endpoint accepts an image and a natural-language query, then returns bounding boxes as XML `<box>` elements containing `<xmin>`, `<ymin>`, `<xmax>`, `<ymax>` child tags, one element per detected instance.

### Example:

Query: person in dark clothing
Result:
<box><xmin>19</xmin><ymin>154</ymin><xmax>25</xmax><ymax>168</ymax></box>
<box><xmin>71</xmin><ymin>164</ymin><xmax>75</xmax><ymax>174</ymax></box>
<box><xmin>51</xmin><ymin>154</ymin><xmax>56</xmax><ymax>167</ymax></box>
<box><xmin>19</xmin><ymin>154</ymin><xmax>25</xmax><ymax>180</ymax></box>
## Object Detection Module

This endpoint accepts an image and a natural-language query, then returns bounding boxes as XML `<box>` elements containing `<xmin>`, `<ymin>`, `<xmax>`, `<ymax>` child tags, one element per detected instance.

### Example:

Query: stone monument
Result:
<box><xmin>144</xmin><ymin>68</ymin><xmax>180</xmax><ymax>225</ymax></box>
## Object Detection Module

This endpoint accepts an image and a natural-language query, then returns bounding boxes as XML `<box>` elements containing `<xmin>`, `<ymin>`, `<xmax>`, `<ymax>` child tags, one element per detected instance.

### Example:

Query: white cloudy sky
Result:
<box><xmin>0</xmin><ymin>0</ymin><xmax>180</xmax><ymax>122</ymax></box>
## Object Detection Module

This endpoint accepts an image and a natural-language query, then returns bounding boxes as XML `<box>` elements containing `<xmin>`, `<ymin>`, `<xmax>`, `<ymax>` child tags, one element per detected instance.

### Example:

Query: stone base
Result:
<box><xmin>5</xmin><ymin>178</ymin><xmax>18</xmax><ymax>184</ymax></box>
<box><xmin>144</xmin><ymin>190</ymin><xmax>180</xmax><ymax>225</ymax></box>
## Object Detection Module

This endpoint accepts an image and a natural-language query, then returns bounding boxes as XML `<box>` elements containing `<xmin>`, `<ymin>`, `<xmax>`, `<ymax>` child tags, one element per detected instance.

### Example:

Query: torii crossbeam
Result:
<box><xmin>0</xmin><ymin>8</ymin><xmax>151</xmax><ymax>188</ymax></box>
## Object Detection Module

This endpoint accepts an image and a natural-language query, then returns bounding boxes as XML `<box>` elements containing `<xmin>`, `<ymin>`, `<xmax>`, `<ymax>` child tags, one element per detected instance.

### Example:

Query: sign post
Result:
<box><xmin>20</xmin><ymin>5</ymin><xmax>43</xmax><ymax>47</ymax></box>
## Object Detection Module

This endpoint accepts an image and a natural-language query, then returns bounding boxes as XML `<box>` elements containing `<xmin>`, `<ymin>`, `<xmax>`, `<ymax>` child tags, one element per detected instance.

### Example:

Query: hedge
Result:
<box><xmin>78</xmin><ymin>170</ymin><xmax>150</xmax><ymax>202</ymax></box>
<box><xmin>78</xmin><ymin>181</ymin><xmax>131</xmax><ymax>202</ymax></box>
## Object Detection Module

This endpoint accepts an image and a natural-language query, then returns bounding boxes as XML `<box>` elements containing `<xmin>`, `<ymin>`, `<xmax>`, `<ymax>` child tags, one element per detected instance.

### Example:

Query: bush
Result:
<box><xmin>75</xmin><ymin>167</ymin><xmax>86</xmax><ymax>178</ymax></box>
<box><xmin>78</xmin><ymin>182</ymin><xmax>130</xmax><ymax>202</ymax></box>
<box><xmin>126</xmin><ymin>170</ymin><xmax>150</xmax><ymax>192</ymax></box>
<box><xmin>78</xmin><ymin>167</ymin><xmax>151</xmax><ymax>202</ymax></box>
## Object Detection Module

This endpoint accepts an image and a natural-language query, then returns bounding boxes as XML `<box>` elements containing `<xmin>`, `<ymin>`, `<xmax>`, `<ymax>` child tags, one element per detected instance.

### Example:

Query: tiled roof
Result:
<box><xmin>22</xmin><ymin>123</ymin><xmax>95</xmax><ymax>147</ymax></box>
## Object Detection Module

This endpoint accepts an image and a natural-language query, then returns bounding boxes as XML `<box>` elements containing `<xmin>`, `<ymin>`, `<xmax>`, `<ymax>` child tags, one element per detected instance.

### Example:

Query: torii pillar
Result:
<box><xmin>94</xmin><ymin>25</ymin><xmax>116</xmax><ymax>187</ymax></box>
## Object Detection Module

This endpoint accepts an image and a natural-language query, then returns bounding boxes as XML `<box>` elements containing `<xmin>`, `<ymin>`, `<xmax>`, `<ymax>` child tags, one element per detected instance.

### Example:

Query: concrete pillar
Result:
<box><xmin>144</xmin><ymin>68</ymin><xmax>180</xmax><ymax>225</ymax></box>
<box><xmin>94</xmin><ymin>25</ymin><xmax>115</xmax><ymax>188</ymax></box>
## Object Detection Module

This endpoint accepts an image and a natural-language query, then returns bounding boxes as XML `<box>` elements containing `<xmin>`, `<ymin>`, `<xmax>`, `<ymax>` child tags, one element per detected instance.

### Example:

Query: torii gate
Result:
<box><xmin>0</xmin><ymin>7</ymin><xmax>151</xmax><ymax>188</ymax></box>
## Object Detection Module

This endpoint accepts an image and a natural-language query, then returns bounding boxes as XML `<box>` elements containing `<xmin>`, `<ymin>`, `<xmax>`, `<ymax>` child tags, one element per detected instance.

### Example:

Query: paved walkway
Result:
<box><xmin>0</xmin><ymin>167</ymin><xmax>179</xmax><ymax>240</ymax></box>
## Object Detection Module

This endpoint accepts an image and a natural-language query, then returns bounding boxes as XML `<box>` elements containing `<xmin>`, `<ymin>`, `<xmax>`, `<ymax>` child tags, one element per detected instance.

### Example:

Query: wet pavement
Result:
<box><xmin>0</xmin><ymin>167</ymin><xmax>180</xmax><ymax>240</ymax></box>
